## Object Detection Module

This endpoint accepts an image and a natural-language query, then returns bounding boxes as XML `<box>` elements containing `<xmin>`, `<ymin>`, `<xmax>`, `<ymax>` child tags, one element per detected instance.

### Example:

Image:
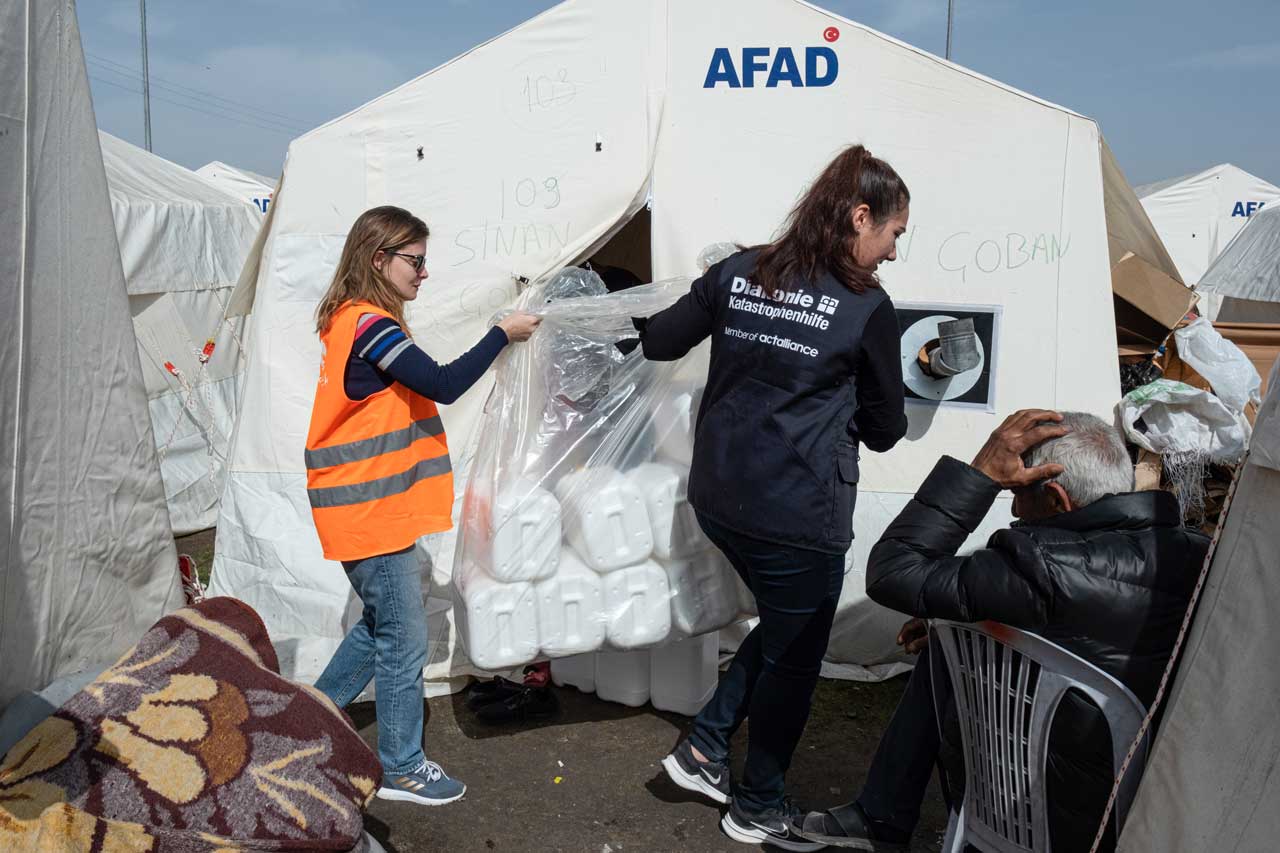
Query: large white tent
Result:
<box><xmin>1198</xmin><ymin>202</ymin><xmax>1280</xmax><ymax>323</ymax></box>
<box><xmin>1137</xmin><ymin>163</ymin><xmax>1280</xmax><ymax>286</ymax></box>
<box><xmin>1119</xmin><ymin>356</ymin><xmax>1280</xmax><ymax>851</ymax></box>
<box><xmin>100</xmin><ymin>133</ymin><xmax>262</xmax><ymax>535</ymax></box>
<box><xmin>210</xmin><ymin>0</ymin><xmax>1163</xmax><ymax>686</ymax></box>
<box><xmin>0</xmin><ymin>0</ymin><xmax>182</xmax><ymax>710</ymax></box>
<box><xmin>196</xmin><ymin>161</ymin><xmax>276</xmax><ymax>215</ymax></box>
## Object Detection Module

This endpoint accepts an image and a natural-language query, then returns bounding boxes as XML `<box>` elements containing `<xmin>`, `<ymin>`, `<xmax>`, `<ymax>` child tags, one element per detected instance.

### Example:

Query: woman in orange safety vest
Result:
<box><xmin>307</xmin><ymin>205</ymin><xmax>539</xmax><ymax>806</ymax></box>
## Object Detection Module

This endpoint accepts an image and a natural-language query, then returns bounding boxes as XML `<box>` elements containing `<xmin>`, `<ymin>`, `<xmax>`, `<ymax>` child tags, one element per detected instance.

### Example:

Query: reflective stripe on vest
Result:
<box><xmin>304</xmin><ymin>415</ymin><xmax>445</xmax><ymax>470</ymax></box>
<box><xmin>307</xmin><ymin>453</ymin><xmax>453</xmax><ymax>509</ymax></box>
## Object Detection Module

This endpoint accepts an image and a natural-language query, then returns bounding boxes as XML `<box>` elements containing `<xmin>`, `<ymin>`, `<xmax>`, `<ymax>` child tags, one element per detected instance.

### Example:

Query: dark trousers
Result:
<box><xmin>688</xmin><ymin>512</ymin><xmax>844</xmax><ymax>814</ymax></box>
<box><xmin>857</xmin><ymin>645</ymin><xmax>949</xmax><ymax>834</ymax></box>
<box><xmin>856</xmin><ymin>646</ymin><xmax>1118</xmax><ymax>853</ymax></box>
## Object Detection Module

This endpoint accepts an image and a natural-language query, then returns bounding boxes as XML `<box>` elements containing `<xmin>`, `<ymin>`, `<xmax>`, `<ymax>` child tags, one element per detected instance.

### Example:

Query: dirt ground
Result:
<box><xmin>176</xmin><ymin>528</ymin><xmax>217</xmax><ymax>585</ymax></box>
<box><xmin>354</xmin><ymin>676</ymin><xmax>948</xmax><ymax>853</ymax></box>
<box><xmin>176</xmin><ymin>529</ymin><xmax>948</xmax><ymax>851</ymax></box>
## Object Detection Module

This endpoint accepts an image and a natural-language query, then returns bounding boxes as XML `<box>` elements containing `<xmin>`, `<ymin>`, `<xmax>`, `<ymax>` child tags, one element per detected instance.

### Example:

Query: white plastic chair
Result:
<box><xmin>930</xmin><ymin>620</ymin><xmax>1149</xmax><ymax>853</ymax></box>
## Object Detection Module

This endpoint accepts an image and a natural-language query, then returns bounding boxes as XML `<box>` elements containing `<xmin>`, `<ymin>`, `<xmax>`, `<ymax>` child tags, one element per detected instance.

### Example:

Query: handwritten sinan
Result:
<box><xmin>451</xmin><ymin>220</ymin><xmax>571</xmax><ymax>267</ymax></box>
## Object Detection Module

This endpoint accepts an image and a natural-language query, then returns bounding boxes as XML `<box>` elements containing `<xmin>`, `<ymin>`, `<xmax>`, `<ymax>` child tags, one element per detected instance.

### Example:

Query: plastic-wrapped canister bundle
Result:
<box><xmin>452</xmin><ymin>265</ymin><xmax>749</xmax><ymax>674</ymax></box>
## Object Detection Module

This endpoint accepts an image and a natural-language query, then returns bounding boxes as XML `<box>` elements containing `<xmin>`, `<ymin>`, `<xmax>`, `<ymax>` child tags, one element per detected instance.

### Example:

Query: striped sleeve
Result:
<box><xmin>355</xmin><ymin>314</ymin><xmax>414</xmax><ymax>372</ymax></box>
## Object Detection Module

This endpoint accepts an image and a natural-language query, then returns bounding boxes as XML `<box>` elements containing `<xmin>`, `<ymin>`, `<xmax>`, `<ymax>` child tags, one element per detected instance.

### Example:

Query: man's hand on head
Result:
<box><xmin>970</xmin><ymin>409</ymin><xmax>1070</xmax><ymax>489</ymax></box>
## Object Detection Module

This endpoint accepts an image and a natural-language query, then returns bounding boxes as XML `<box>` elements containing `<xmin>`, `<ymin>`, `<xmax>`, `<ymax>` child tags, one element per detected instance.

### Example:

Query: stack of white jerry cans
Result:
<box><xmin>455</xmin><ymin>380</ymin><xmax>755</xmax><ymax>715</ymax></box>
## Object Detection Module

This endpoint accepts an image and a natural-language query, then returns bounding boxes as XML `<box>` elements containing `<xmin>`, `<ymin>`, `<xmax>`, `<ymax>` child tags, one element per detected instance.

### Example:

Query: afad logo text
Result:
<box><xmin>703</xmin><ymin>26</ymin><xmax>841</xmax><ymax>89</ymax></box>
<box><xmin>1232</xmin><ymin>201</ymin><xmax>1267</xmax><ymax>218</ymax></box>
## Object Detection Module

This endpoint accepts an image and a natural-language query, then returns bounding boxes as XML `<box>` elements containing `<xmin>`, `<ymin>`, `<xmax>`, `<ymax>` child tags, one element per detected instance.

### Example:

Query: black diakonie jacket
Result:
<box><xmin>639</xmin><ymin>249</ymin><xmax>908</xmax><ymax>553</ymax></box>
<box><xmin>868</xmin><ymin>455</ymin><xmax>1209</xmax><ymax>852</ymax></box>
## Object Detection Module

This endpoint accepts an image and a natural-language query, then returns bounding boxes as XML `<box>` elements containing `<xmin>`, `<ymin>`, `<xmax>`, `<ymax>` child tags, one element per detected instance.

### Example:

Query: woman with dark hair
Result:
<box><xmin>640</xmin><ymin>145</ymin><xmax>911</xmax><ymax>849</ymax></box>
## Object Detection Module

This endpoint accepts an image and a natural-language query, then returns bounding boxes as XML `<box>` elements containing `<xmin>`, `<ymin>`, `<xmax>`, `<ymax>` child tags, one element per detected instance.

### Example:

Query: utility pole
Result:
<box><xmin>945</xmin><ymin>0</ymin><xmax>955</xmax><ymax>60</ymax></box>
<box><xmin>140</xmin><ymin>0</ymin><xmax>152</xmax><ymax>151</ymax></box>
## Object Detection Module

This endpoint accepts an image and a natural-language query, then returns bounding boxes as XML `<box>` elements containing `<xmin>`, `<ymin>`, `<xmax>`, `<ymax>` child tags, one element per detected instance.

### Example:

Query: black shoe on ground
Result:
<box><xmin>720</xmin><ymin>795</ymin><xmax>825</xmax><ymax>851</ymax></box>
<box><xmin>474</xmin><ymin>685</ymin><xmax>559</xmax><ymax>724</ymax></box>
<box><xmin>660</xmin><ymin>737</ymin><xmax>731</xmax><ymax>805</ymax></box>
<box><xmin>465</xmin><ymin>676</ymin><xmax>524</xmax><ymax>711</ymax></box>
<box><xmin>797</xmin><ymin>801</ymin><xmax>909</xmax><ymax>851</ymax></box>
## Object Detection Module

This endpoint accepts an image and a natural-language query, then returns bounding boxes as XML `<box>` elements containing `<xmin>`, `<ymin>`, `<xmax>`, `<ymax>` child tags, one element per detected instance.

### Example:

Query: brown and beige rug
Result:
<box><xmin>1</xmin><ymin>597</ymin><xmax>382</xmax><ymax>852</ymax></box>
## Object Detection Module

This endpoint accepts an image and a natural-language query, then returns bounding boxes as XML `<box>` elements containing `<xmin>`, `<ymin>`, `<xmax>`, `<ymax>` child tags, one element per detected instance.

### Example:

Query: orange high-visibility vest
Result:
<box><xmin>305</xmin><ymin>300</ymin><xmax>453</xmax><ymax>561</ymax></box>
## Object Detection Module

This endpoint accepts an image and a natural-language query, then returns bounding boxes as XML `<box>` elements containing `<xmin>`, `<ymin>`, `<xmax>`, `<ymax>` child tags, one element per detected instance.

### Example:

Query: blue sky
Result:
<box><xmin>80</xmin><ymin>0</ymin><xmax>1279</xmax><ymax>187</ymax></box>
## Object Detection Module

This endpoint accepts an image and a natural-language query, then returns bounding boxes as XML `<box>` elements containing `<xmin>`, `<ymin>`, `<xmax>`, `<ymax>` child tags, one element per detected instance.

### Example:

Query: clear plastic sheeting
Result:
<box><xmin>696</xmin><ymin>242</ymin><xmax>741</xmax><ymax>272</ymax></box>
<box><xmin>453</xmin><ymin>273</ymin><xmax>757</xmax><ymax>670</ymax></box>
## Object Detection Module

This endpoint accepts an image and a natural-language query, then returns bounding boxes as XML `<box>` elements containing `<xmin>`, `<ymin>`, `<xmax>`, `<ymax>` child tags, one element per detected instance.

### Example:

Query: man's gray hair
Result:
<box><xmin>1023</xmin><ymin>411</ymin><xmax>1134</xmax><ymax>508</ymax></box>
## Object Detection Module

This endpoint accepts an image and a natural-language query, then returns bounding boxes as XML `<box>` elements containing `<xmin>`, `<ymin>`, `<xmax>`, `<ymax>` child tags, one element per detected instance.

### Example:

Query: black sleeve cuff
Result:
<box><xmin>914</xmin><ymin>455</ymin><xmax>1003</xmax><ymax>533</ymax></box>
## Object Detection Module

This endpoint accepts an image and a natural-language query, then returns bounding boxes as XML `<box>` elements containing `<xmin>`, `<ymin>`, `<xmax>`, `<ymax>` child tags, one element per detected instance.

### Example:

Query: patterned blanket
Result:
<box><xmin>0</xmin><ymin>597</ymin><xmax>382</xmax><ymax>852</ymax></box>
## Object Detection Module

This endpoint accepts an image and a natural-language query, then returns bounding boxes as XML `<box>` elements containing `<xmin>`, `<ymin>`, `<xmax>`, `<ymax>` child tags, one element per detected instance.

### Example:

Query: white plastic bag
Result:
<box><xmin>1174</xmin><ymin>318</ymin><xmax>1262</xmax><ymax>413</ymax></box>
<box><xmin>1118</xmin><ymin>379</ymin><xmax>1248</xmax><ymax>463</ymax></box>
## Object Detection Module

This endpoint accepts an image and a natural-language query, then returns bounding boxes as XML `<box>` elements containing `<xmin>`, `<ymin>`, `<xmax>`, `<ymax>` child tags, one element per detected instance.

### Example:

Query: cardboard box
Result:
<box><xmin>1135</xmin><ymin>449</ymin><xmax>1162</xmax><ymax>491</ymax></box>
<box><xmin>1213</xmin><ymin>322</ymin><xmax>1280</xmax><ymax>397</ymax></box>
<box><xmin>1113</xmin><ymin>252</ymin><xmax>1199</xmax><ymax>350</ymax></box>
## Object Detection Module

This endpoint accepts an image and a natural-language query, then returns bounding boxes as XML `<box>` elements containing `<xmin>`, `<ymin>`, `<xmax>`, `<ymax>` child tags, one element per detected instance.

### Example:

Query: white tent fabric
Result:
<box><xmin>1200</xmin><ymin>203</ymin><xmax>1280</xmax><ymax>303</ymax></box>
<box><xmin>210</xmin><ymin>0</ymin><xmax>1130</xmax><ymax>687</ymax></box>
<box><xmin>100</xmin><ymin>133</ymin><xmax>262</xmax><ymax>534</ymax></box>
<box><xmin>0</xmin><ymin>0</ymin><xmax>182</xmax><ymax>710</ymax></box>
<box><xmin>1137</xmin><ymin>163</ymin><xmax>1280</xmax><ymax>286</ymax></box>
<box><xmin>196</xmin><ymin>160</ymin><xmax>276</xmax><ymax>215</ymax></box>
<box><xmin>1118</xmin><ymin>355</ymin><xmax>1280</xmax><ymax>851</ymax></box>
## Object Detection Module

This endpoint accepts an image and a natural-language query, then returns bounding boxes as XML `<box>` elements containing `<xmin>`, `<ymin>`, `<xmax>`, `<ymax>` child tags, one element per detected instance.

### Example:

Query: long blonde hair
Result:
<box><xmin>315</xmin><ymin>205</ymin><xmax>429</xmax><ymax>334</ymax></box>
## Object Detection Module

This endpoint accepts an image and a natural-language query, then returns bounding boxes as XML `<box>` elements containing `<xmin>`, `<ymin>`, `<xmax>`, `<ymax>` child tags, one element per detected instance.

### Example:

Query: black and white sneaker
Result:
<box><xmin>721</xmin><ymin>796</ymin><xmax>825</xmax><ymax>851</ymax></box>
<box><xmin>660</xmin><ymin>738</ymin><xmax>731</xmax><ymax>804</ymax></box>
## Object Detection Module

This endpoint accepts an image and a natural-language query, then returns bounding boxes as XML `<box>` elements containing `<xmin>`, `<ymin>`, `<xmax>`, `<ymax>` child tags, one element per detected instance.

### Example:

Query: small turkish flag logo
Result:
<box><xmin>823</xmin><ymin>26</ymin><xmax>840</xmax><ymax>42</ymax></box>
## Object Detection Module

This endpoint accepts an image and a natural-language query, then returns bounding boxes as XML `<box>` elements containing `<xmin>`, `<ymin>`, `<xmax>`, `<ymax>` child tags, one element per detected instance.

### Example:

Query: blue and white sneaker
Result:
<box><xmin>377</xmin><ymin>759</ymin><xmax>466</xmax><ymax>806</ymax></box>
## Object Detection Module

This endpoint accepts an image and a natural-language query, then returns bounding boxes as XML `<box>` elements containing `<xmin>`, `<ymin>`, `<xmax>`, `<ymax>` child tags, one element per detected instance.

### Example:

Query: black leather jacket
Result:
<box><xmin>867</xmin><ymin>455</ymin><xmax>1208</xmax><ymax>852</ymax></box>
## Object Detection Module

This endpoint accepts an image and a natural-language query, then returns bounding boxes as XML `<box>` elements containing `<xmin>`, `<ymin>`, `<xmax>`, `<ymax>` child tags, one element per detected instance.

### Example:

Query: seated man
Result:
<box><xmin>801</xmin><ymin>410</ymin><xmax>1208</xmax><ymax>852</ymax></box>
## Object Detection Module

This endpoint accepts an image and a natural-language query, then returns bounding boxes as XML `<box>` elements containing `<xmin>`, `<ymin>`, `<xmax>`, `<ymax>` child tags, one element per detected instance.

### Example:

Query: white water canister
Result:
<box><xmin>555</xmin><ymin>467</ymin><xmax>653</xmax><ymax>572</ymax></box>
<box><xmin>595</xmin><ymin>648</ymin><xmax>651</xmax><ymax>707</ymax></box>
<box><xmin>602</xmin><ymin>559</ymin><xmax>672</xmax><ymax>649</ymax></box>
<box><xmin>627</xmin><ymin>462</ymin><xmax>708</xmax><ymax>561</ymax></box>
<box><xmin>489</xmin><ymin>477</ymin><xmax>561</xmax><ymax>582</ymax></box>
<box><xmin>550</xmin><ymin>652</ymin><xmax>597</xmax><ymax>693</ymax></box>
<box><xmin>455</xmin><ymin>574</ymin><xmax>539</xmax><ymax>671</ymax></box>
<box><xmin>650</xmin><ymin>632</ymin><xmax>719</xmax><ymax>716</ymax></box>
<box><xmin>661</xmin><ymin>552</ymin><xmax>739</xmax><ymax>637</ymax></box>
<box><xmin>535</xmin><ymin>548</ymin><xmax>606</xmax><ymax>657</ymax></box>
<box><xmin>651</xmin><ymin>380</ymin><xmax>703</xmax><ymax>467</ymax></box>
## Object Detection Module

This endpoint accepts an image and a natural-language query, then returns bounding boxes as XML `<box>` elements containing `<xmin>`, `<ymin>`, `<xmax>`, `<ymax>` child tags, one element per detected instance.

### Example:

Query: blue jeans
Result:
<box><xmin>689</xmin><ymin>513</ymin><xmax>845</xmax><ymax>814</ymax></box>
<box><xmin>315</xmin><ymin>546</ymin><xmax>429</xmax><ymax>775</ymax></box>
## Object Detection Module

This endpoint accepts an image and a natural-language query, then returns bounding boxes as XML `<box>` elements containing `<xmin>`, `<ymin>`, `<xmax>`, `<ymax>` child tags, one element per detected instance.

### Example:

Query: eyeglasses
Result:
<box><xmin>384</xmin><ymin>250</ymin><xmax>426</xmax><ymax>272</ymax></box>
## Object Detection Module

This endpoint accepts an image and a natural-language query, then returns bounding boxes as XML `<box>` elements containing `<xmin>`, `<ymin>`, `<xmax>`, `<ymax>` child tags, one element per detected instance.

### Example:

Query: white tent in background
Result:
<box><xmin>196</xmin><ymin>160</ymin><xmax>277</xmax><ymax>215</ymax></box>
<box><xmin>1137</xmin><ymin>163</ymin><xmax>1280</xmax><ymax>286</ymax></box>
<box><xmin>100</xmin><ymin>133</ymin><xmax>262</xmax><ymax>535</ymax></box>
<box><xmin>0</xmin><ymin>0</ymin><xmax>182</xmax><ymax>710</ymax></box>
<box><xmin>1198</xmin><ymin>202</ymin><xmax>1280</xmax><ymax>323</ymax></box>
<box><xmin>1118</xmin><ymin>356</ymin><xmax>1280</xmax><ymax>851</ymax></box>
<box><xmin>210</xmin><ymin>0</ymin><xmax>1162</xmax><ymax>687</ymax></box>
